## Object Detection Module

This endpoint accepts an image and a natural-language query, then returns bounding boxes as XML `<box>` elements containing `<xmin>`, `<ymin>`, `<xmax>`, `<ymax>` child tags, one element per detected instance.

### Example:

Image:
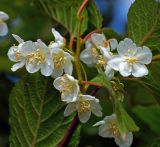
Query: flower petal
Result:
<box><xmin>11</xmin><ymin>60</ymin><xmax>25</xmax><ymax>71</ymax></box>
<box><xmin>8</xmin><ymin>46</ymin><xmax>19</xmax><ymax>62</ymax></box>
<box><xmin>99</xmin><ymin>124</ymin><xmax>113</xmax><ymax>138</ymax></box>
<box><xmin>0</xmin><ymin>11</ymin><xmax>9</xmax><ymax>21</ymax></box>
<box><xmin>93</xmin><ymin>120</ymin><xmax>105</xmax><ymax>127</ymax></box>
<box><xmin>115</xmin><ymin>132</ymin><xmax>133</xmax><ymax>147</ymax></box>
<box><xmin>41</xmin><ymin>63</ymin><xmax>53</xmax><ymax>76</ymax></box>
<box><xmin>53</xmin><ymin>77</ymin><xmax>62</xmax><ymax>91</ymax></box>
<box><xmin>100</xmin><ymin>46</ymin><xmax>112</xmax><ymax>60</ymax></box>
<box><xmin>108</xmin><ymin>56</ymin><xmax>124</xmax><ymax>71</ymax></box>
<box><xmin>25</xmin><ymin>61</ymin><xmax>41</xmax><ymax>73</ymax></box>
<box><xmin>51</xmin><ymin>68</ymin><xmax>63</xmax><ymax>78</ymax></box>
<box><xmin>105</xmin><ymin>65</ymin><xmax>115</xmax><ymax>80</ymax></box>
<box><xmin>117</xmin><ymin>38</ymin><xmax>137</xmax><ymax>56</ymax></box>
<box><xmin>91</xmin><ymin>102</ymin><xmax>102</xmax><ymax>117</ymax></box>
<box><xmin>64</xmin><ymin>61</ymin><xmax>73</xmax><ymax>75</ymax></box>
<box><xmin>119</xmin><ymin>62</ymin><xmax>131</xmax><ymax>77</ymax></box>
<box><xmin>136</xmin><ymin>46</ymin><xmax>152</xmax><ymax>64</ymax></box>
<box><xmin>91</xmin><ymin>33</ymin><xmax>106</xmax><ymax>48</ymax></box>
<box><xmin>12</xmin><ymin>34</ymin><xmax>24</xmax><ymax>43</ymax></box>
<box><xmin>109</xmin><ymin>39</ymin><xmax>118</xmax><ymax>51</ymax></box>
<box><xmin>132</xmin><ymin>63</ymin><xmax>148</xmax><ymax>77</ymax></box>
<box><xmin>51</xmin><ymin>28</ymin><xmax>64</xmax><ymax>45</ymax></box>
<box><xmin>64</xmin><ymin>103</ymin><xmax>77</xmax><ymax>116</ymax></box>
<box><xmin>78</xmin><ymin>111</ymin><xmax>91</xmax><ymax>123</ymax></box>
<box><xmin>21</xmin><ymin>41</ymin><xmax>35</xmax><ymax>55</ymax></box>
<box><xmin>80</xmin><ymin>48</ymin><xmax>97</xmax><ymax>65</ymax></box>
<box><xmin>0</xmin><ymin>22</ymin><xmax>8</xmax><ymax>36</ymax></box>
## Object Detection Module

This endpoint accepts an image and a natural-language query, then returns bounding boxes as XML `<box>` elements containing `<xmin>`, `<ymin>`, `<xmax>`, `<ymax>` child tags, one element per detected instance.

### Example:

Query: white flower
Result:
<box><xmin>108</xmin><ymin>38</ymin><xmax>152</xmax><ymax>77</ymax></box>
<box><xmin>7</xmin><ymin>34</ymin><xmax>27</xmax><ymax>71</ymax></box>
<box><xmin>0</xmin><ymin>11</ymin><xmax>9</xmax><ymax>36</ymax></box>
<box><xmin>53</xmin><ymin>74</ymin><xmax>79</xmax><ymax>103</ymax></box>
<box><xmin>24</xmin><ymin>39</ymin><xmax>53</xmax><ymax>76</ymax></box>
<box><xmin>51</xmin><ymin>48</ymin><xmax>74</xmax><ymax>78</ymax></box>
<box><xmin>64</xmin><ymin>94</ymin><xmax>102</xmax><ymax>123</ymax></box>
<box><xmin>49</xmin><ymin>28</ymin><xmax>65</xmax><ymax>49</ymax></box>
<box><xmin>99</xmin><ymin>45</ymin><xmax>116</xmax><ymax>80</ymax></box>
<box><xmin>93</xmin><ymin>114</ymin><xmax>133</xmax><ymax>147</ymax></box>
<box><xmin>80</xmin><ymin>33</ymin><xmax>118</xmax><ymax>67</ymax></box>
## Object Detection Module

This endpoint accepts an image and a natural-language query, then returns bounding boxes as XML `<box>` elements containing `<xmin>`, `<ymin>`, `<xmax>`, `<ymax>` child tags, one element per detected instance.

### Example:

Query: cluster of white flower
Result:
<box><xmin>54</xmin><ymin>74</ymin><xmax>102</xmax><ymax>123</ymax></box>
<box><xmin>8</xmin><ymin>30</ymin><xmax>153</xmax><ymax>147</ymax></box>
<box><xmin>7</xmin><ymin>28</ymin><xmax>74</xmax><ymax>77</ymax></box>
<box><xmin>0</xmin><ymin>11</ymin><xmax>9</xmax><ymax>36</ymax></box>
<box><xmin>80</xmin><ymin>34</ymin><xmax>152</xmax><ymax>79</ymax></box>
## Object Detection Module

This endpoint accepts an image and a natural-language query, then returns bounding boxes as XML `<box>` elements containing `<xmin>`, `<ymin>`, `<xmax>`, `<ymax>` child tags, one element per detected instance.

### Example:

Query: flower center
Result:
<box><xmin>91</xmin><ymin>48</ymin><xmax>99</xmax><ymax>59</ymax></box>
<box><xmin>13</xmin><ymin>46</ymin><xmax>22</xmax><ymax>60</ymax></box>
<box><xmin>79</xmin><ymin>101</ymin><xmax>91</xmax><ymax>113</ymax></box>
<box><xmin>125</xmin><ymin>57</ymin><xmax>137</xmax><ymax>64</ymax></box>
<box><xmin>60</xmin><ymin>77</ymin><xmax>74</xmax><ymax>95</ymax></box>
<box><xmin>15</xmin><ymin>51</ymin><xmax>22</xmax><ymax>60</ymax></box>
<box><xmin>27</xmin><ymin>49</ymin><xmax>45</xmax><ymax>64</ymax></box>
<box><xmin>53</xmin><ymin>51</ymin><xmax>66</xmax><ymax>70</ymax></box>
<box><xmin>109</xmin><ymin>122</ymin><xmax>120</xmax><ymax>137</ymax></box>
<box><xmin>97</xmin><ymin>55</ymin><xmax>106</xmax><ymax>65</ymax></box>
<box><xmin>103</xmin><ymin>40</ymin><xmax>109</xmax><ymax>48</ymax></box>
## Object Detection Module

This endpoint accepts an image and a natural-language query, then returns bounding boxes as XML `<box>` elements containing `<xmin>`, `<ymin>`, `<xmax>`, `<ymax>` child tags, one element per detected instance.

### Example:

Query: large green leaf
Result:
<box><xmin>145</xmin><ymin>62</ymin><xmax>160</xmax><ymax>95</ymax></box>
<box><xmin>133</xmin><ymin>105</ymin><xmax>160</xmax><ymax>134</ymax></box>
<box><xmin>36</xmin><ymin>0</ymin><xmax>88</xmax><ymax>37</ymax></box>
<box><xmin>128</xmin><ymin>0</ymin><xmax>160</xmax><ymax>50</ymax></box>
<box><xmin>9</xmin><ymin>73</ymin><xmax>80</xmax><ymax>147</ymax></box>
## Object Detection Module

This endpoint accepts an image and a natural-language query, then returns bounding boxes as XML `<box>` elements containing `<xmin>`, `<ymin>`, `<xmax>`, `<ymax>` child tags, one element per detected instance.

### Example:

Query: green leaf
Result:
<box><xmin>115</xmin><ymin>102</ymin><xmax>139</xmax><ymax>135</ymax></box>
<box><xmin>36</xmin><ymin>0</ymin><xmax>88</xmax><ymax>37</ymax></box>
<box><xmin>9</xmin><ymin>73</ymin><xmax>80</xmax><ymax>147</ymax></box>
<box><xmin>128</xmin><ymin>0</ymin><xmax>160</xmax><ymax>50</ymax></box>
<box><xmin>87</xmin><ymin>1</ymin><xmax>102</xmax><ymax>29</ymax></box>
<box><xmin>133</xmin><ymin>105</ymin><xmax>160</xmax><ymax>134</ymax></box>
<box><xmin>102</xmin><ymin>27</ymin><xmax>123</xmax><ymax>41</ymax></box>
<box><xmin>145</xmin><ymin>62</ymin><xmax>160</xmax><ymax>95</ymax></box>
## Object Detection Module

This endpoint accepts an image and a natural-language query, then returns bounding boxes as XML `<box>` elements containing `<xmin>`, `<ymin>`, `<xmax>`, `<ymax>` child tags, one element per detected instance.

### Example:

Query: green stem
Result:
<box><xmin>75</xmin><ymin>17</ymin><xmax>83</xmax><ymax>82</ymax></box>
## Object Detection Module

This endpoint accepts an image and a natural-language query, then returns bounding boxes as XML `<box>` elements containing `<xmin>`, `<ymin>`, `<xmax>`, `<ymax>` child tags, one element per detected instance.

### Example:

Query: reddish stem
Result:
<box><xmin>69</xmin><ymin>35</ymin><xmax>74</xmax><ymax>49</ymax></box>
<box><xmin>77</xmin><ymin>0</ymin><xmax>89</xmax><ymax>17</ymax></box>
<box><xmin>58</xmin><ymin>114</ymin><xmax>79</xmax><ymax>147</ymax></box>
<box><xmin>83</xmin><ymin>29</ymin><xmax>101</xmax><ymax>41</ymax></box>
<box><xmin>81</xmin><ymin>81</ymin><xmax>102</xmax><ymax>87</ymax></box>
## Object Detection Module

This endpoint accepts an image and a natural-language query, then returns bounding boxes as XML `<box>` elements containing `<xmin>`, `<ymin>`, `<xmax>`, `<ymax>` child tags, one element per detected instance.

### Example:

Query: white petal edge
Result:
<box><xmin>132</xmin><ymin>63</ymin><xmax>148</xmax><ymax>77</ymax></box>
<box><xmin>0</xmin><ymin>22</ymin><xmax>8</xmax><ymax>36</ymax></box>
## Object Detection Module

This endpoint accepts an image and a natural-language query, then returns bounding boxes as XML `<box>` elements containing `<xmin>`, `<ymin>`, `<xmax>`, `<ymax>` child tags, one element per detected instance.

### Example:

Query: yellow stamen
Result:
<box><xmin>109</xmin><ymin>122</ymin><xmax>120</xmax><ymax>137</ymax></box>
<box><xmin>98</xmin><ymin>55</ymin><xmax>106</xmax><ymax>65</ymax></box>
<box><xmin>79</xmin><ymin>100</ymin><xmax>91</xmax><ymax>113</ymax></box>
<box><xmin>27</xmin><ymin>49</ymin><xmax>45</xmax><ymax>64</ymax></box>
<box><xmin>125</xmin><ymin>57</ymin><xmax>137</xmax><ymax>64</ymax></box>
<box><xmin>53</xmin><ymin>51</ymin><xmax>66</xmax><ymax>70</ymax></box>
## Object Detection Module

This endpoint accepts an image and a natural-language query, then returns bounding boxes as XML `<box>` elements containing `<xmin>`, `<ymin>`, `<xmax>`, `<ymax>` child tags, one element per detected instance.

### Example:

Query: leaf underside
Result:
<box><xmin>9</xmin><ymin>73</ymin><xmax>80</xmax><ymax>147</ymax></box>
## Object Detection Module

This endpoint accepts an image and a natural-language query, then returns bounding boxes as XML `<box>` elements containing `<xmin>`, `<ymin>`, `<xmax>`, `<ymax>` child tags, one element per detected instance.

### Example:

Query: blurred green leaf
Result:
<box><xmin>115</xmin><ymin>101</ymin><xmax>139</xmax><ymax>135</ymax></box>
<box><xmin>9</xmin><ymin>73</ymin><xmax>80</xmax><ymax>147</ymax></box>
<box><xmin>36</xmin><ymin>0</ymin><xmax>88</xmax><ymax>37</ymax></box>
<box><xmin>133</xmin><ymin>105</ymin><xmax>160</xmax><ymax>134</ymax></box>
<box><xmin>0</xmin><ymin>57</ymin><xmax>13</xmax><ymax>72</ymax></box>
<box><xmin>128</xmin><ymin>0</ymin><xmax>160</xmax><ymax>50</ymax></box>
<box><xmin>87</xmin><ymin>1</ymin><xmax>102</xmax><ymax>29</ymax></box>
<box><xmin>102</xmin><ymin>27</ymin><xmax>123</xmax><ymax>41</ymax></box>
